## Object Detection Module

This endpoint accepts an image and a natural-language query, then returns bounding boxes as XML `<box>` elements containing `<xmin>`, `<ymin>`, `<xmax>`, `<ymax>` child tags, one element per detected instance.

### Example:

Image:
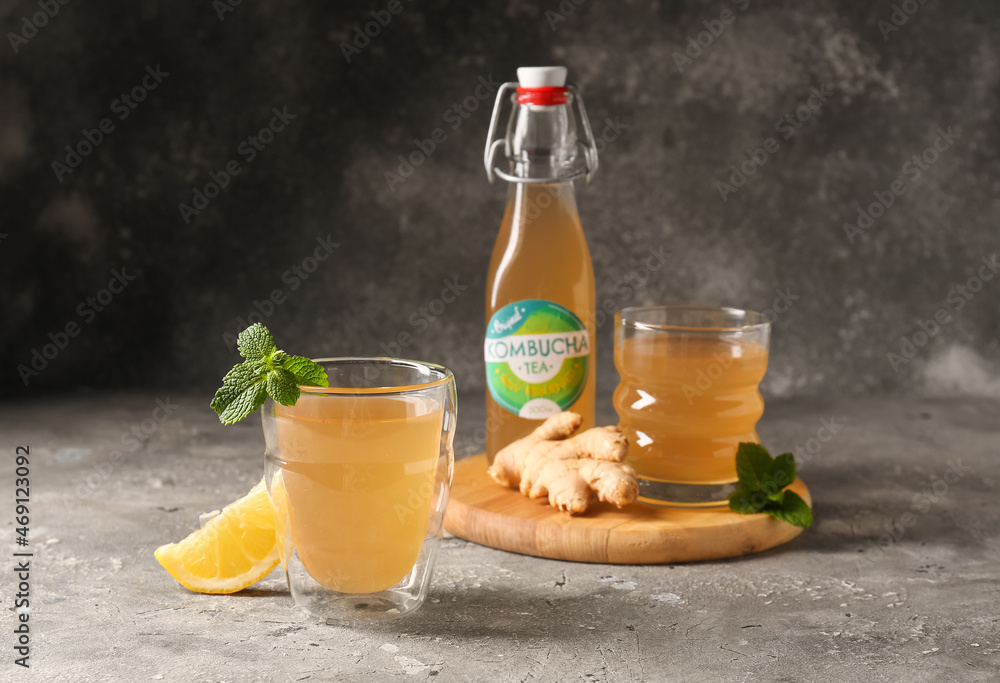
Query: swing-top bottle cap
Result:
<box><xmin>516</xmin><ymin>66</ymin><xmax>567</xmax><ymax>88</ymax></box>
<box><xmin>516</xmin><ymin>67</ymin><xmax>568</xmax><ymax>105</ymax></box>
<box><xmin>484</xmin><ymin>66</ymin><xmax>598</xmax><ymax>183</ymax></box>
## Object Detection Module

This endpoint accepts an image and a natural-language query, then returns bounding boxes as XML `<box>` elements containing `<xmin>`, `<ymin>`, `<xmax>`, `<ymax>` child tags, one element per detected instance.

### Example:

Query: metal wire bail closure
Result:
<box><xmin>483</xmin><ymin>82</ymin><xmax>599</xmax><ymax>185</ymax></box>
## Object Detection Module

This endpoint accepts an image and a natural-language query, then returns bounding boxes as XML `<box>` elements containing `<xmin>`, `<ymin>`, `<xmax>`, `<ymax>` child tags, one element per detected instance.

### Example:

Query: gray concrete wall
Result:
<box><xmin>2</xmin><ymin>0</ymin><xmax>998</xmax><ymax>400</ymax></box>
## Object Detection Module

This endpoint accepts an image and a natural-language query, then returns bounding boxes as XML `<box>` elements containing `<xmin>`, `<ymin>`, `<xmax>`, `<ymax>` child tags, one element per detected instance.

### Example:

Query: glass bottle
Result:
<box><xmin>482</xmin><ymin>66</ymin><xmax>600</xmax><ymax>462</ymax></box>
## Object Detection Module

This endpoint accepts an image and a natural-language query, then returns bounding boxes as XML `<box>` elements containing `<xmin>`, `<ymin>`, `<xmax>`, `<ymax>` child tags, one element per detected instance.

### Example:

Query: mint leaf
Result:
<box><xmin>211</xmin><ymin>324</ymin><xmax>328</xmax><ymax>425</ymax></box>
<box><xmin>729</xmin><ymin>442</ymin><xmax>813</xmax><ymax>529</ymax></box>
<box><xmin>771</xmin><ymin>452</ymin><xmax>796</xmax><ymax>489</ymax></box>
<box><xmin>237</xmin><ymin>323</ymin><xmax>275</xmax><ymax>361</ymax></box>
<box><xmin>212</xmin><ymin>365</ymin><xmax>269</xmax><ymax>425</ymax></box>
<box><xmin>218</xmin><ymin>382</ymin><xmax>268</xmax><ymax>425</ymax></box>
<box><xmin>280</xmin><ymin>354</ymin><xmax>330</xmax><ymax>387</ymax></box>
<box><xmin>266</xmin><ymin>367</ymin><xmax>300</xmax><ymax>406</ymax></box>
<box><xmin>735</xmin><ymin>442</ymin><xmax>773</xmax><ymax>491</ymax></box>
<box><xmin>211</xmin><ymin>361</ymin><xmax>267</xmax><ymax>419</ymax></box>
<box><xmin>729</xmin><ymin>490</ymin><xmax>765</xmax><ymax>514</ymax></box>
<box><xmin>766</xmin><ymin>489</ymin><xmax>785</xmax><ymax>504</ymax></box>
<box><xmin>765</xmin><ymin>491</ymin><xmax>813</xmax><ymax>528</ymax></box>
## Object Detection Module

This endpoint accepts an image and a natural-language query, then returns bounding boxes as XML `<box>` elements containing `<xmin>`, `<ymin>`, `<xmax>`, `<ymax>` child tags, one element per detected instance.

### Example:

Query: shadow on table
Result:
<box><xmin>754</xmin><ymin>450</ymin><xmax>989</xmax><ymax>560</ymax></box>
<box><xmin>227</xmin><ymin>587</ymin><xmax>288</xmax><ymax>598</ymax></box>
<box><xmin>356</xmin><ymin>588</ymin><xmax>614</xmax><ymax>640</ymax></box>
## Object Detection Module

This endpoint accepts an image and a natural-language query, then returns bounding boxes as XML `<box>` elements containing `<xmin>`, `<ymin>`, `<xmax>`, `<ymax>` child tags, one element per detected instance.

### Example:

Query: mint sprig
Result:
<box><xmin>210</xmin><ymin>323</ymin><xmax>328</xmax><ymax>425</ymax></box>
<box><xmin>728</xmin><ymin>442</ymin><xmax>813</xmax><ymax>528</ymax></box>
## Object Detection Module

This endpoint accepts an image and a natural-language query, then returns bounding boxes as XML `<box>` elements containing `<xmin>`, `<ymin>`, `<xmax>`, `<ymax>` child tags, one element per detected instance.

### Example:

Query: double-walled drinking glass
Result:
<box><xmin>262</xmin><ymin>358</ymin><xmax>457</xmax><ymax>623</ymax></box>
<box><xmin>613</xmin><ymin>306</ymin><xmax>770</xmax><ymax>507</ymax></box>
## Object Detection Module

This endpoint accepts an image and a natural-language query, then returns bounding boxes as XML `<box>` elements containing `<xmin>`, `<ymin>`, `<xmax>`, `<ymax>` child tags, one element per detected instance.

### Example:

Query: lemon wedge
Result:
<box><xmin>155</xmin><ymin>477</ymin><xmax>279</xmax><ymax>595</ymax></box>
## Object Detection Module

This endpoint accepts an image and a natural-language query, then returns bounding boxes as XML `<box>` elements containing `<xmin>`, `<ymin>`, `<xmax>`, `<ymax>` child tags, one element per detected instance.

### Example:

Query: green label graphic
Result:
<box><xmin>484</xmin><ymin>299</ymin><xmax>589</xmax><ymax>419</ymax></box>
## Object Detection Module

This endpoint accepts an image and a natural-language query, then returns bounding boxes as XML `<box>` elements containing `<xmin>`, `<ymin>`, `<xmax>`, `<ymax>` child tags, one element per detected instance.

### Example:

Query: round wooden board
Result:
<box><xmin>443</xmin><ymin>455</ymin><xmax>810</xmax><ymax>564</ymax></box>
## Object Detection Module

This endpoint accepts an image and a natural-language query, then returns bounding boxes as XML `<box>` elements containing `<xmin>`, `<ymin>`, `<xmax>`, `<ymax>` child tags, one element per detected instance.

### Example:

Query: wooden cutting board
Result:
<box><xmin>443</xmin><ymin>455</ymin><xmax>810</xmax><ymax>564</ymax></box>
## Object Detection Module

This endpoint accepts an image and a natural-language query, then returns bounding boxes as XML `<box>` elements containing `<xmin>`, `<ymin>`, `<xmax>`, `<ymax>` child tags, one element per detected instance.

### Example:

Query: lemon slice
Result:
<box><xmin>155</xmin><ymin>477</ymin><xmax>280</xmax><ymax>595</ymax></box>
<box><xmin>268</xmin><ymin>471</ymin><xmax>291</xmax><ymax>571</ymax></box>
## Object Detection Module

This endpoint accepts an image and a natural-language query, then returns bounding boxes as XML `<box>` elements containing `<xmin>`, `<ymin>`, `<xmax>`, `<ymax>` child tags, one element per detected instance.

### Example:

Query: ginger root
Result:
<box><xmin>487</xmin><ymin>412</ymin><xmax>638</xmax><ymax>515</ymax></box>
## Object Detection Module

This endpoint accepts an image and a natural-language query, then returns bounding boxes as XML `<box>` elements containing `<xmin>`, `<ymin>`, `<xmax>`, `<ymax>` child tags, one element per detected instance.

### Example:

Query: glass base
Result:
<box><xmin>636</xmin><ymin>476</ymin><xmax>740</xmax><ymax>508</ymax></box>
<box><xmin>286</xmin><ymin>536</ymin><xmax>440</xmax><ymax>625</ymax></box>
<box><xmin>291</xmin><ymin>584</ymin><xmax>424</xmax><ymax>626</ymax></box>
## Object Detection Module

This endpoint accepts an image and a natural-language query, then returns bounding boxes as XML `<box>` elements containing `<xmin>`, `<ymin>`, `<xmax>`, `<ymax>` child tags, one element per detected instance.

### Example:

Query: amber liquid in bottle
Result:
<box><xmin>485</xmin><ymin>181</ymin><xmax>596</xmax><ymax>462</ymax></box>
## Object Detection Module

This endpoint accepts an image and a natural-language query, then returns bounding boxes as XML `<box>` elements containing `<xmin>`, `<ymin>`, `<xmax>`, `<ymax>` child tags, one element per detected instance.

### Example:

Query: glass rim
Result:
<box><xmin>297</xmin><ymin>357</ymin><xmax>454</xmax><ymax>396</ymax></box>
<box><xmin>616</xmin><ymin>304</ymin><xmax>771</xmax><ymax>333</ymax></box>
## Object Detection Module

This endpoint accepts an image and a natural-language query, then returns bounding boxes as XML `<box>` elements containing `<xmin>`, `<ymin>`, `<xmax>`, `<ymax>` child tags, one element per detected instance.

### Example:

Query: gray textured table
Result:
<box><xmin>3</xmin><ymin>392</ymin><xmax>998</xmax><ymax>682</ymax></box>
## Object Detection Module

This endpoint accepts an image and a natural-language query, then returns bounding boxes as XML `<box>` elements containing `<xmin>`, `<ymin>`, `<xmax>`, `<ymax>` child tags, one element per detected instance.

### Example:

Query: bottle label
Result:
<box><xmin>484</xmin><ymin>299</ymin><xmax>589</xmax><ymax>419</ymax></box>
